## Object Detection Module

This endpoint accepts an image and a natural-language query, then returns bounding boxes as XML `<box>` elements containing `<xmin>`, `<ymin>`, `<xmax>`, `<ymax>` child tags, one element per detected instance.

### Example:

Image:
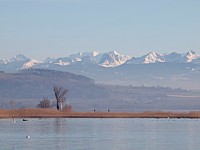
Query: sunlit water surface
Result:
<box><xmin>0</xmin><ymin>118</ymin><xmax>200</xmax><ymax>150</ymax></box>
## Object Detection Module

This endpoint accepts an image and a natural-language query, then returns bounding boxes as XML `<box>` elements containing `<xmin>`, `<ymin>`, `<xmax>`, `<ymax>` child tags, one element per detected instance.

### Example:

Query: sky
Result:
<box><xmin>0</xmin><ymin>0</ymin><xmax>200</xmax><ymax>60</ymax></box>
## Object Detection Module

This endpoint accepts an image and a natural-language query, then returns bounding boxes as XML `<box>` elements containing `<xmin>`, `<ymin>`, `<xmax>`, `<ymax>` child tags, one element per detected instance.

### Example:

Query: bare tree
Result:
<box><xmin>54</xmin><ymin>85</ymin><xmax>69</xmax><ymax>110</ymax></box>
<box><xmin>38</xmin><ymin>97</ymin><xmax>51</xmax><ymax>108</ymax></box>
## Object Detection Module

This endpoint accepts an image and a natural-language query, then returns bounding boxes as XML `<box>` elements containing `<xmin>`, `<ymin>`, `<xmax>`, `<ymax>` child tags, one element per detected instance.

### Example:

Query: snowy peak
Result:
<box><xmin>0</xmin><ymin>54</ymin><xmax>40</xmax><ymax>72</ymax></box>
<box><xmin>43</xmin><ymin>51</ymin><xmax>102</xmax><ymax>65</ymax></box>
<box><xmin>162</xmin><ymin>50</ymin><xmax>200</xmax><ymax>63</ymax></box>
<box><xmin>23</xmin><ymin>59</ymin><xmax>41</xmax><ymax>69</ymax></box>
<box><xmin>53</xmin><ymin>57</ymin><xmax>72</xmax><ymax>66</ymax></box>
<box><xmin>91</xmin><ymin>50</ymin><xmax>100</xmax><ymax>57</ymax></box>
<box><xmin>81</xmin><ymin>51</ymin><xmax>103</xmax><ymax>63</ymax></box>
<box><xmin>68</xmin><ymin>51</ymin><xmax>102</xmax><ymax>63</ymax></box>
<box><xmin>99</xmin><ymin>51</ymin><xmax>131</xmax><ymax>67</ymax></box>
<box><xmin>127</xmin><ymin>50</ymin><xmax>200</xmax><ymax>65</ymax></box>
<box><xmin>185</xmin><ymin>50</ymin><xmax>199</xmax><ymax>62</ymax></box>
<box><xmin>1</xmin><ymin>50</ymin><xmax>200</xmax><ymax>73</ymax></box>
<box><xmin>109</xmin><ymin>50</ymin><xmax>120</xmax><ymax>56</ymax></box>
<box><xmin>69</xmin><ymin>52</ymin><xmax>84</xmax><ymax>62</ymax></box>
<box><xmin>127</xmin><ymin>51</ymin><xmax>165</xmax><ymax>64</ymax></box>
<box><xmin>143</xmin><ymin>51</ymin><xmax>165</xmax><ymax>64</ymax></box>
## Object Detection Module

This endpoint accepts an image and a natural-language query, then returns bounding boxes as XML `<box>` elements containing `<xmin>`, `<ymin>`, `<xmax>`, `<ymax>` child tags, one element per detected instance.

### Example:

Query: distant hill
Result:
<box><xmin>0</xmin><ymin>69</ymin><xmax>200</xmax><ymax>111</ymax></box>
<box><xmin>0</xmin><ymin>69</ymin><xmax>108</xmax><ymax>100</ymax></box>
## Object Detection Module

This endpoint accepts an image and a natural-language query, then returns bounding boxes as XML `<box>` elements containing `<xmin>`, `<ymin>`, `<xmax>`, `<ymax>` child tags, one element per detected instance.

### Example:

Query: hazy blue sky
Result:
<box><xmin>0</xmin><ymin>0</ymin><xmax>200</xmax><ymax>60</ymax></box>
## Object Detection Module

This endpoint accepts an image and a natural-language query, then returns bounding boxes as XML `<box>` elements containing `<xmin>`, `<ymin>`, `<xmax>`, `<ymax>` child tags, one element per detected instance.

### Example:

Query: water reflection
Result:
<box><xmin>54</xmin><ymin>118</ymin><xmax>65</xmax><ymax>134</ymax></box>
<box><xmin>1</xmin><ymin>118</ymin><xmax>200</xmax><ymax>150</ymax></box>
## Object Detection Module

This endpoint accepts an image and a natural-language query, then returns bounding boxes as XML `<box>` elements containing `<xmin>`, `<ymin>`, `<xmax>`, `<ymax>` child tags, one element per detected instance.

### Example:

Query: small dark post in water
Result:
<box><xmin>94</xmin><ymin>109</ymin><xmax>95</xmax><ymax>112</ymax></box>
<box><xmin>108</xmin><ymin>109</ymin><xmax>110</xmax><ymax>112</ymax></box>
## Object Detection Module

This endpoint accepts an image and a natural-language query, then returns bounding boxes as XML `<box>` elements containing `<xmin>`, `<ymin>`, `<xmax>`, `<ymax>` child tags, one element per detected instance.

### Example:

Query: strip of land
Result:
<box><xmin>1</xmin><ymin>108</ymin><xmax>200</xmax><ymax>119</ymax></box>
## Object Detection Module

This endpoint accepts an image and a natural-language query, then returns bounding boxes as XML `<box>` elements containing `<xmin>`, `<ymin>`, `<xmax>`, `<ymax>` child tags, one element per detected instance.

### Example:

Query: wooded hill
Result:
<box><xmin>0</xmin><ymin>69</ymin><xmax>199</xmax><ymax>111</ymax></box>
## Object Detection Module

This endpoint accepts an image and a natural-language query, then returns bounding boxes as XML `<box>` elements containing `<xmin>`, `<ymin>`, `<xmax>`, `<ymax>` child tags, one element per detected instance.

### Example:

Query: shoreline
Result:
<box><xmin>1</xmin><ymin>108</ymin><xmax>200</xmax><ymax>119</ymax></box>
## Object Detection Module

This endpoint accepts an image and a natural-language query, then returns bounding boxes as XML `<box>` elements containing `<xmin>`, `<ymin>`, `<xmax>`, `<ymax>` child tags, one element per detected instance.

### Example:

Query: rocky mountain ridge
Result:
<box><xmin>1</xmin><ymin>50</ymin><xmax>200</xmax><ymax>72</ymax></box>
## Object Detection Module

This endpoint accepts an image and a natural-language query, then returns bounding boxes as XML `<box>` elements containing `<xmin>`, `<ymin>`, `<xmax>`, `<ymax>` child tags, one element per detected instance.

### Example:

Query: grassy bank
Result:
<box><xmin>1</xmin><ymin>108</ymin><xmax>200</xmax><ymax>119</ymax></box>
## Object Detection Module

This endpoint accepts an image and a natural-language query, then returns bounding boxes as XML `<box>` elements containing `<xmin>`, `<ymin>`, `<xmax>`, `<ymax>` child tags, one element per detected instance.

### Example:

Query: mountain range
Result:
<box><xmin>0</xmin><ymin>50</ymin><xmax>200</xmax><ymax>70</ymax></box>
<box><xmin>1</xmin><ymin>50</ymin><xmax>200</xmax><ymax>89</ymax></box>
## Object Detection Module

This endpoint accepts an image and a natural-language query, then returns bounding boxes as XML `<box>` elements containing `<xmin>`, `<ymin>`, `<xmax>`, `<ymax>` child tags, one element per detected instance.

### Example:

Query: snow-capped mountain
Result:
<box><xmin>1</xmin><ymin>50</ymin><xmax>200</xmax><ymax>73</ymax></box>
<box><xmin>69</xmin><ymin>52</ymin><xmax>84</xmax><ymax>62</ymax></box>
<box><xmin>162</xmin><ymin>50</ymin><xmax>200</xmax><ymax>63</ymax></box>
<box><xmin>126</xmin><ymin>51</ymin><xmax>165</xmax><ymax>64</ymax></box>
<box><xmin>23</xmin><ymin>59</ymin><xmax>41</xmax><ymax>69</ymax></box>
<box><xmin>126</xmin><ymin>50</ymin><xmax>200</xmax><ymax>64</ymax></box>
<box><xmin>143</xmin><ymin>51</ymin><xmax>165</xmax><ymax>64</ymax></box>
<box><xmin>99</xmin><ymin>51</ymin><xmax>131</xmax><ymax>67</ymax></box>
<box><xmin>0</xmin><ymin>54</ymin><xmax>41</xmax><ymax>71</ymax></box>
<box><xmin>53</xmin><ymin>57</ymin><xmax>72</xmax><ymax>66</ymax></box>
<box><xmin>42</xmin><ymin>50</ymin><xmax>128</xmax><ymax>67</ymax></box>
<box><xmin>68</xmin><ymin>51</ymin><xmax>102</xmax><ymax>63</ymax></box>
<box><xmin>184</xmin><ymin>50</ymin><xmax>199</xmax><ymax>62</ymax></box>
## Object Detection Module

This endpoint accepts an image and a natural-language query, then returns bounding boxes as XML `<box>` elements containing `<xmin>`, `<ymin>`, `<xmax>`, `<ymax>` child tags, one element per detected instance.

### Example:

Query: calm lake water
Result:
<box><xmin>0</xmin><ymin>118</ymin><xmax>200</xmax><ymax>150</ymax></box>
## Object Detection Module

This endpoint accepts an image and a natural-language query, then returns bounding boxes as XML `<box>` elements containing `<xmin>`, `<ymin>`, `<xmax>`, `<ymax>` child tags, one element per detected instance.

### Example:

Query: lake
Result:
<box><xmin>0</xmin><ymin>118</ymin><xmax>200</xmax><ymax>150</ymax></box>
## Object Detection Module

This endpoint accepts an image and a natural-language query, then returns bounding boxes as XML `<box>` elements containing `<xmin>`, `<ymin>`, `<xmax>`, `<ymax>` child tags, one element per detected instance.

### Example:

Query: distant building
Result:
<box><xmin>0</xmin><ymin>71</ymin><xmax>4</xmax><ymax>73</ymax></box>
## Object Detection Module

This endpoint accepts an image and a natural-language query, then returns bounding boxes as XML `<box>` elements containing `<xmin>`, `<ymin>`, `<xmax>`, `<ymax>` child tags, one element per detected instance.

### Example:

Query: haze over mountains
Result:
<box><xmin>1</xmin><ymin>50</ymin><xmax>200</xmax><ymax>89</ymax></box>
<box><xmin>0</xmin><ymin>50</ymin><xmax>200</xmax><ymax>68</ymax></box>
<box><xmin>1</xmin><ymin>69</ymin><xmax>199</xmax><ymax>111</ymax></box>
